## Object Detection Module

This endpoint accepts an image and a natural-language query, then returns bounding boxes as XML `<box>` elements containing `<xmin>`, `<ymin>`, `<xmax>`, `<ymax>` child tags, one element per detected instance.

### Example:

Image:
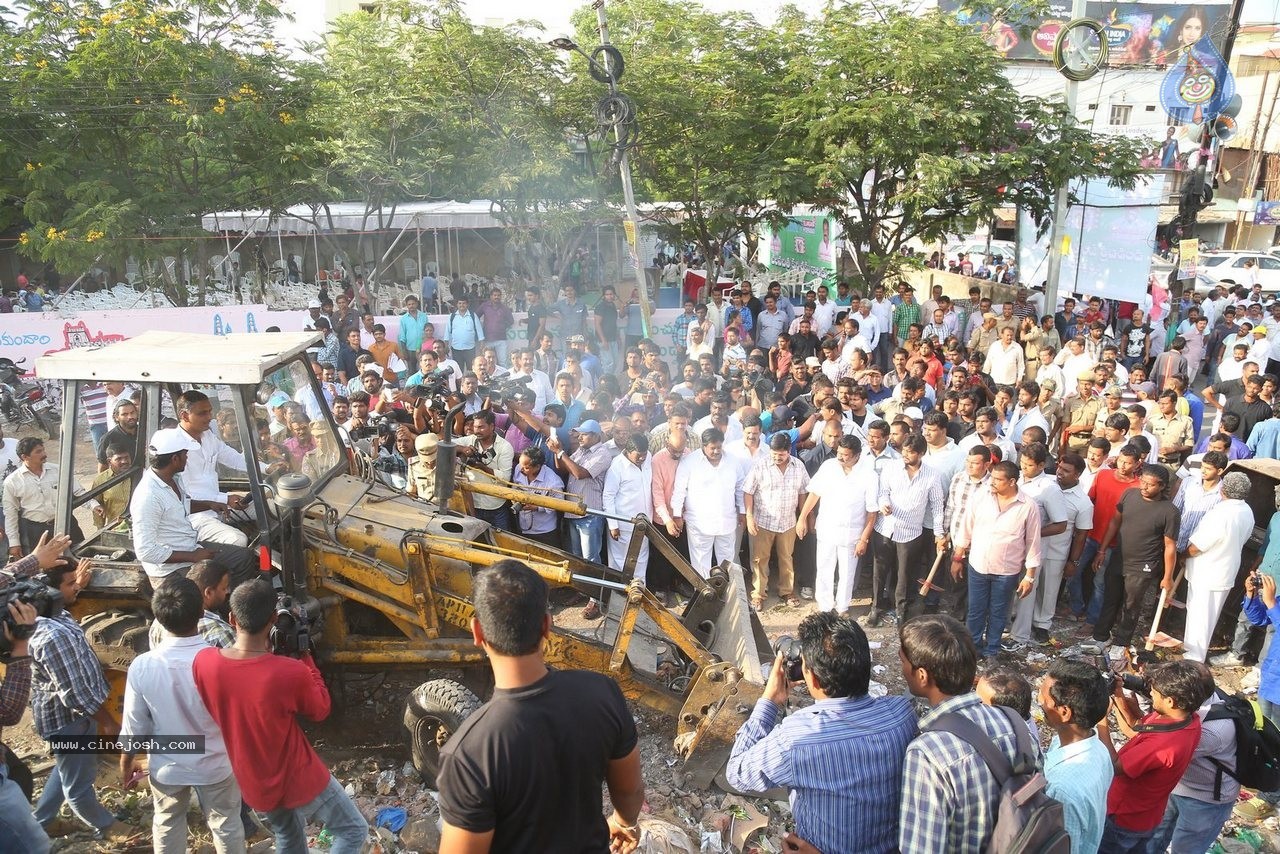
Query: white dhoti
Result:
<box><xmin>686</xmin><ymin>525</ymin><xmax>736</xmax><ymax>579</ymax></box>
<box><xmin>608</xmin><ymin>521</ymin><xmax>651</xmax><ymax>584</ymax></box>
<box><xmin>1183</xmin><ymin>582</ymin><xmax>1231</xmax><ymax>662</ymax></box>
<box><xmin>815</xmin><ymin>536</ymin><xmax>858</xmax><ymax>614</ymax></box>
<box><xmin>189</xmin><ymin>510</ymin><xmax>248</xmax><ymax>547</ymax></box>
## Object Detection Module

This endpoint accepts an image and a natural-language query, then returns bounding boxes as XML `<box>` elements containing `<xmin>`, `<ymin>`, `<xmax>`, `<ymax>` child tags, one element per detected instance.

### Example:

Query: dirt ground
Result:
<box><xmin>11</xmin><ymin>426</ymin><xmax>1280</xmax><ymax>852</ymax></box>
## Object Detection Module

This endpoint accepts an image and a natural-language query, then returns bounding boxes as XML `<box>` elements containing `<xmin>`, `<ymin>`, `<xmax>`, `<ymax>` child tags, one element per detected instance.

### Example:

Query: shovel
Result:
<box><xmin>1145</xmin><ymin>566</ymin><xmax>1188</xmax><ymax>651</ymax></box>
<box><xmin>918</xmin><ymin>548</ymin><xmax>949</xmax><ymax>597</ymax></box>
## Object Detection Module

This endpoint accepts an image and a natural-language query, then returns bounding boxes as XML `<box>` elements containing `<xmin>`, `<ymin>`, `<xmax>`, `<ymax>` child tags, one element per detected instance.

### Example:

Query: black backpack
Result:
<box><xmin>928</xmin><ymin>704</ymin><xmax>1071</xmax><ymax>854</ymax></box>
<box><xmin>1203</xmin><ymin>691</ymin><xmax>1280</xmax><ymax>799</ymax></box>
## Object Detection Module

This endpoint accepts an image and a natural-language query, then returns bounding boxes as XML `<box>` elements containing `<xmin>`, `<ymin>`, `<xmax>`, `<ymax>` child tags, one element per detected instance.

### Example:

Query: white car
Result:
<box><xmin>944</xmin><ymin>239</ymin><xmax>1017</xmax><ymax>267</ymax></box>
<box><xmin>1194</xmin><ymin>251</ymin><xmax>1280</xmax><ymax>292</ymax></box>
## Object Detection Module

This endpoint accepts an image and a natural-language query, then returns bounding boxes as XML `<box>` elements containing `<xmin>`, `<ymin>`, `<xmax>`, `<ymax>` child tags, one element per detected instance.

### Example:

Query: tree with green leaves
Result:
<box><xmin>774</xmin><ymin>1</ymin><xmax>1149</xmax><ymax>290</ymax></box>
<box><xmin>295</xmin><ymin>0</ymin><xmax>594</xmax><ymax>289</ymax></box>
<box><xmin>0</xmin><ymin>0</ymin><xmax>310</xmax><ymax>301</ymax></box>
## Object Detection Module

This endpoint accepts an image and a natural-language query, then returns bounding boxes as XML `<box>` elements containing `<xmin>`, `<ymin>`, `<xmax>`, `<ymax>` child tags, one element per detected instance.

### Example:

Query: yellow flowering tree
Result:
<box><xmin>0</xmin><ymin>0</ymin><xmax>312</xmax><ymax>298</ymax></box>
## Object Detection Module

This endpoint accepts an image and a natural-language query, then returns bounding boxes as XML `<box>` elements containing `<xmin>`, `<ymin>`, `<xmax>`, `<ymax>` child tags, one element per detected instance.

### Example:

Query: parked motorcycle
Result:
<box><xmin>0</xmin><ymin>358</ymin><xmax>60</xmax><ymax>440</ymax></box>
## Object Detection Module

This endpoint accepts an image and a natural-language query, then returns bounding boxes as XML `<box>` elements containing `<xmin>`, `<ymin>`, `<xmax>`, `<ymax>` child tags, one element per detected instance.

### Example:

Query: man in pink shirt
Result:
<box><xmin>477</xmin><ymin>288</ymin><xmax>515</xmax><ymax>365</ymax></box>
<box><xmin>648</xmin><ymin>426</ymin><xmax>690</xmax><ymax>598</ymax></box>
<box><xmin>950</xmin><ymin>460</ymin><xmax>1042</xmax><ymax>658</ymax></box>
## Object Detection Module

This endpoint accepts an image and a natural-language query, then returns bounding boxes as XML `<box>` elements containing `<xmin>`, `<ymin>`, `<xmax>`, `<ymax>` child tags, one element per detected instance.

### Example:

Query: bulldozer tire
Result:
<box><xmin>404</xmin><ymin>679</ymin><xmax>481</xmax><ymax>786</ymax></box>
<box><xmin>80</xmin><ymin>610</ymin><xmax>150</xmax><ymax>671</ymax></box>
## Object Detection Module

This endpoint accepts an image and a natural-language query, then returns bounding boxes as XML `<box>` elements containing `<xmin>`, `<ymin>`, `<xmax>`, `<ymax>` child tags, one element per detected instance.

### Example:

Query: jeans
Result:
<box><xmin>967</xmin><ymin>570</ymin><xmax>1021</xmax><ymax>657</ymax></box>
<box><xmin>0</xmin><ymin>764</ymin><xmax>49</xmax><ymax>853</ymax></box>
<box><xmin>33</xmin><ymin>717</ymin><xmax>116</xmax><ymax>830</ymax></box>
<box><xmin>88</xmin><ymin>423</ymin><xmax>108</xmax><ymax>454</ymax></box>
<box><xmin>260</xmin><ymin>775</ymin><xmax>367</xmax><ymax>854</ymax></box>
<box><xmin>473</xmin><ymin>504</ymin><xmax>512</xmax><ymax>533</ymax></box>
<box><xmin>1148</xmin><ymin>794</ymin><xmax>1233</xmax><ymax>854</ymax></box>
<box><xmin>1098</xmin><ymin>815</ymin><xmax>1155</xmax><ymax>853</ymax></box>
<box><xmin>567</xmin><ymin>515</ymin><xmax>605</xmax><ymax>564</ymax></box>
<box><xmin>1085</xmin><ymin>541</ymin><xmax>1114</xmax><ymax>624</ymax></box>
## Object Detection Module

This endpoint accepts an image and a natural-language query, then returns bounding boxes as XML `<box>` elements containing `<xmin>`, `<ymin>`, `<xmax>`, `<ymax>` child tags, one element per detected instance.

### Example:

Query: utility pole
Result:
<box><xmin>594</xmin><ymin>0</ymin><xmax>651</xmax><ymax>336</ymax></box>
<box><xmin>1043</xmin><ymin>0</ymin><xmax>1089</xmax><ymax>318</ymax></box>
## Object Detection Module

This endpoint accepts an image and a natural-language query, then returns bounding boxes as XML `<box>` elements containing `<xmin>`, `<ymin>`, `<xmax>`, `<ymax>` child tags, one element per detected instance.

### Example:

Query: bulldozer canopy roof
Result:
<box><xmin>36</xmin><ymin>331</ymin><xmax>322</xmax><ymax>385</ymax></box>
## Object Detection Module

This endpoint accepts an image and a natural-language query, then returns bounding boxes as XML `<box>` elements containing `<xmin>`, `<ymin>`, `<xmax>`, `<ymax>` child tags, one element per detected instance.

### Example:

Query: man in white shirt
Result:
<box><xmin>848</xmin><ymin>301</ymin><xmax>876</xmax><ymax>352</ymax></box>
<box><xmin>121</xmin><ymin>576</ymin><xmax>244</xmax><ymax>853</ymax></box>
<box><xmin>129</xmin><ymin>429</ymin><xmax>259</xmax><ymax>585</ymax></box>
<box><xmin>509</xmin><ymin>348</ymin><xmax>556</xmax><ymax>415</ymax></box>
<box><xmin>795</xmin><ymin>436</ymin><xmax>878</xmax><ymax>615</ymax></box>
<box><xmin>1009</xmin><ymin>442</ymin><xmax>1070</xmax><ymax>649</ymax></box>
<box><xmin>1183</xmin><ymin>472</ymin><xmax>1255</xmax><ymax>662</ymax></box>
<box><xmin>983</xmin><ymin>326</ymin><xmax>1025</xmax><ymax>385</ymax></box>
<box><xmin>811</xmin><ymin>285</ymin><xmax>838</xmax><ymax>337</ymax></box>
<box><xmin>603</xmin><ymin>435</ymin><xmax>653</xmax><ymax>584</ymax></box>
<box><xmin>1004</xmin><ymin>380</ymin><xmax>1051</xmax><ymax>446</ymax></box>
<box><xmin>2</xmin><ymin>437</ymin><xmax>70</xmax><ymax>555</ymax></box>
<box><xmin>175</xmin><ymin>390</ymin><xmax>251</xmax><ymax>547</ymax></box>
<box><xmin>1055</xmin><ymin>337</ymin><xmax>1096</xmax><ymax>384</ymax></box>
<box><xmin>671</xmin><ymin>427</ymin><xmax>745</xmax><ymax>578</ymax></box>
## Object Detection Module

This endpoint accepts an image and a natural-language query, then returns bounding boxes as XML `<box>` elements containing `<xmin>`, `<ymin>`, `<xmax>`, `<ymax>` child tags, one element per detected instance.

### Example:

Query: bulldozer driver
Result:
<box><xmin>406</xmin><ymin>432</ymin><xmax>439</xmax><ymax>503</ymax></box>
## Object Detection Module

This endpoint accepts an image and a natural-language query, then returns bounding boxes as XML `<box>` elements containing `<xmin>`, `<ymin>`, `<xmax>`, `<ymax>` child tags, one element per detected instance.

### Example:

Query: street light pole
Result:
<box><xmin>593</xmin><ymin>2</ymin><xmax>652</xmax><ymax>336</ymax></box>
<box><xmin>1043</xmin><ymin>0</ymin><xmax>1089</xmax><ymax>317</ymax></box>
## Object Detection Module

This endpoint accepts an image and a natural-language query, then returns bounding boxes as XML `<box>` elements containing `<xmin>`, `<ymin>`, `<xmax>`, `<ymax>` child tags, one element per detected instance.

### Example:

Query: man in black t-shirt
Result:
<box><xmin>437</xmin><ymin>560</ymin><xmax>644</xmax><ymax>853</ymax></box>
<box><xmin>1090</xmin><ymin>464</ymin><xmax>1180</xmax><ymax>652</ymax></box>
<box><xmin>594</xmin><ymin>285</ymin><xmax>623</xmax><ymax>375</ymax></box>
<box><xmin>97</xmin><ymin>398</ymin><xmax>144</xmax><ymax>471</ymax></box>
<box><xmin>1224</xmin><ymin>375</ymin><xmax>1273</xmax><ymax>444</ymax></box>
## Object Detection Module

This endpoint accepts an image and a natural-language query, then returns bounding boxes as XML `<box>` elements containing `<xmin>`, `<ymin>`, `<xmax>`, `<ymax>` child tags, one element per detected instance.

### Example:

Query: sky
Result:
<box><xmin>242</xmin><ymin>0</ymin><xmax>1280</xmax><ymax>58</ymax></box>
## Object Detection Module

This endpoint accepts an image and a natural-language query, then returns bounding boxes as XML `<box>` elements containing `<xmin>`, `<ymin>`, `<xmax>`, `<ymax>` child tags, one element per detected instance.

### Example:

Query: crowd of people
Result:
<box><xmin>263</xmin><ymin>270</ymin><xmax>1280</xmax><ymax>850</ymax></box>
<box><xmin>4</xmin><ymin>266</ymin><xmax>1280</xmax><ymax>852</ymax></box>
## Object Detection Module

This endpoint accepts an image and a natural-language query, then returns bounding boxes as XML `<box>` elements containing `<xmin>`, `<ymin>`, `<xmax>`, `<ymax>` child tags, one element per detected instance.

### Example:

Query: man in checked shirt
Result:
<box><xmin>29</xmin><ymin>556</ymin><xmax>137</xmax><ymax>842</ymax></box>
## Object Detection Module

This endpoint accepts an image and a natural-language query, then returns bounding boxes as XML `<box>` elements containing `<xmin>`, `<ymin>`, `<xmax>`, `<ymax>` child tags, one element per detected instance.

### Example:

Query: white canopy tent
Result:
<box><xmin>200</xmin><ymin>200</ymin><xmax>505</xmax><ymax>233</ymax></box>
<box><xmin>201</xmin><ymin>200</ymin><xmax>509</xmax><ymax>293</ymax></box>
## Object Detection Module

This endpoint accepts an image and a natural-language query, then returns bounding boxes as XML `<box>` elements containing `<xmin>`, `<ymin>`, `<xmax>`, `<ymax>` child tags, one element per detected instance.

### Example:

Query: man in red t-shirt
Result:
<box><xmin>1080</xmin><ymin>445</ymin><xmax>1142</xmax><ymax>629</ymax></box>
<box><xmin>193</xmin><ymin>578</ymin><xmax>368</xmax><ymax>852</ymax></box>
<box><xmin>1096</xmin><ymin>660</ymin><xmax>1211</xmax><ymax>850</ymax></box>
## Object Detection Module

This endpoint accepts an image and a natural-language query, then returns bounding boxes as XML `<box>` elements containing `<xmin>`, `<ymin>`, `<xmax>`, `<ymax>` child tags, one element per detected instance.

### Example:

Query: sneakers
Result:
<box><xmin>1078</xmin><ymin>640</ymin><xmax>1106</xmax><ymax>655</ymax></box>
<box><xmin>1000</xmin><ymin>639</ymin><xmax>1030</xmax><ymax>655</ymax></box>
<box><xmin>882</xmin><ymin>610</ymin><xmax>899</xmax><ymax>627</ymax></box>
<box><xmin>1242</xmin><ymin>668</ymin><xmax>1262</xmax><ymax>693</ymax></box>
<box><xmin>860</xmin><ymin>610</ymin><xmax>884</xmax><ymax>628</ymax></box>
<box><xmin>1032</xmin><ymin>627</ymin><xmax>1051</xmax><ymax>644</ymax></box>
<box><xmin>800</xmin><ymin>587</ymin><xmax>814</xmax><ymax>600</ymax></box>
<box><xmin>1211</xmin><ymin>651</ymin><xmax>1246</xmax><ymax>667</ymax></box>
<box><xmin>1235</xmin><ymin>796</ymin><xmax>1275</xmax><ymax>821</ymax></box>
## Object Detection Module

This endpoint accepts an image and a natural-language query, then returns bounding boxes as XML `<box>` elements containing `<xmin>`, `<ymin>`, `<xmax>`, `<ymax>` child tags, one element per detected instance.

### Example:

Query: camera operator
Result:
<box><xmin>30</xmin><ymin>557</ymin><xmax>137</xmax><ymax>842</ymax></box>
<box><xmin>0</xmin><ymin>593</ymin><xmax>42</xmax><ymax>850</ymax></box>
<box><xmin>456</xmin><ymin>411</ymin><xmax>515</xmax><ymax>531</ymax></box>
<box><xmin>193</xmin><ymin>577</ymin><xmax>367</xmax><ymax>852</ymax></box>
<box><xmin>725</xmin><ymin>612</ymin><xmax>916</xmax><ymax>853</ymax></box>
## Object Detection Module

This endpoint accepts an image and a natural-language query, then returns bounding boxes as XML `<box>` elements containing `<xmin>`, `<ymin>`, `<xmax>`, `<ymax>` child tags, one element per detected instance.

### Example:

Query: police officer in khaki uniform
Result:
<box><xmin>1061</xmin><ymin>370</ymin><xmax>1102</xmax><ymax>454</ymax></box>
<box><xmin>1148</xmin><ymin>389</ymin><xmax>1195</xmax><ymax>472</ymax></box>
<box><xmin>406</xmin><ymin>432</ymin><xmax>439</xmax><ymax>502</ymax></box>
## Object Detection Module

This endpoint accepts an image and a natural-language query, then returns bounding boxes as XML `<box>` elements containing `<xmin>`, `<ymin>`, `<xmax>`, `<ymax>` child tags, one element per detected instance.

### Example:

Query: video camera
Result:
<box><xmin>0</xmin><ymin>577</ymin><xmax>63</xmax><ymax>656</ymax></box>
<box><xmin>271</xmin><ymin>592</ymin><xmax>312</xmax><ymax>657</ymax></box>
<box><xmin>477</xmin><ymin>373</ymin><xmax>533</xmax><ymax>406</ymax></box>
<box><xmin>772</xmin><ymin>634</ymin><xmax>804</xmax><ymax>682</ymax></box>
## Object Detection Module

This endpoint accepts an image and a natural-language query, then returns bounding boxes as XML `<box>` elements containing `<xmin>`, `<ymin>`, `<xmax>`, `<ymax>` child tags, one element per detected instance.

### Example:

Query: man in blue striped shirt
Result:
<box><xmin>725</xmin><ymin>612</ymin><xmax>916</xmax><ymax>853</ymax></box>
